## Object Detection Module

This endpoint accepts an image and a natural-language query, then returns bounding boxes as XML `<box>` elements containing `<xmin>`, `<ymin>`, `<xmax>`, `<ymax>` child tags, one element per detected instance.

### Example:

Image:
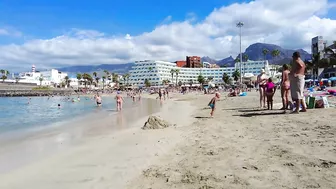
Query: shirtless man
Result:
<box><xmin>290</xmin><ymin>51</ymin><xmax>307</xmax><ymax>113</ymax></box>
<box><xmin>281</xmin><ymin>64</ymin><xmax>290</xmax><ymax>110</ymax></box>
<box><xmin>115</xmin><ymin>91</ymin><xmax>124</xmax><ymax>111</ymax></box>
<box><xmin>257</xmin><ymin>69</ymin><xmax>268</xmax><ymax>108</ymax></box>
<box><xmin>96</xmin><ymin>94</ymin><xmax>102</xmax><ymax>106</ymax></box>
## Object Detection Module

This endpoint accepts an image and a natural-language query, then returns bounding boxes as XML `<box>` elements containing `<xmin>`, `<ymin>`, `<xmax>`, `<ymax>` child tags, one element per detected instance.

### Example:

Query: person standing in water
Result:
<box><xmin>115</xmin><ymin>91</ymin><xmax>124</xmax><ymax>111</ymax></box>
<box><xmin>96</xmin><ymin>94</ymin><xmax>102</xmax><ymax>106</ymax></box>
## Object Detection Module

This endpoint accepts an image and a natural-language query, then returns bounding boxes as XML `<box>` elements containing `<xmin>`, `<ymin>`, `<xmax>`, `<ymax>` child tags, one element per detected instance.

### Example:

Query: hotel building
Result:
<box><xmin>129</xmin><ymin>59</ymin><xmax>270</xmax><ymax>86</ymax></box>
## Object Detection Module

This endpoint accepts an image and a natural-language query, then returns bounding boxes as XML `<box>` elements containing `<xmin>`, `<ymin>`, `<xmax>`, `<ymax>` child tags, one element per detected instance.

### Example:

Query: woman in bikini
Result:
<box><xmin>115</xmin><ymin>91</ymin><xmax>124</xmax><ymax>111</ymax></box>
<box><xmin>280</xmin><ymin>64</ymin><xmax>290</xmax><ymax>110</ymax></box>
<box><xmin>257</xmin><ymin>69</ymin><xmax>268</xmax><ymax>108</ymax></box>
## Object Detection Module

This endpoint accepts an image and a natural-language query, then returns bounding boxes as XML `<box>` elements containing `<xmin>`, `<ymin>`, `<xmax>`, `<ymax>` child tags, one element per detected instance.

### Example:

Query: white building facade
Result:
<box><xmin>18</xmin><ymin>66</ymin><xmax>68</xmax><ymax>86</ymax></box>
<box><xmin>129</xmin><ymin>60</ymin><xmax>271</xmax><ymax>86</ymax></box>
<box><xmin>235</xmin><ymin>60</ymin><xmax>270</xmax><ymax>76</ymax></box>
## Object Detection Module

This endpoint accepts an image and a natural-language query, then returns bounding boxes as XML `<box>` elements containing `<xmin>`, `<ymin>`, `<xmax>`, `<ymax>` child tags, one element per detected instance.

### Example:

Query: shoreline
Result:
<box><xmin>0</xmin><ymin>96</ymin><xmax>162</xmax><ymax>175</ymax></box>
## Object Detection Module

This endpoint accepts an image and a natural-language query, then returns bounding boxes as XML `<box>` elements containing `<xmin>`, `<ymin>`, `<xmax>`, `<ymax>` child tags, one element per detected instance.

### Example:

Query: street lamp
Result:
<box><xmin>236</xmin><ymin>21</ymin><xmax>244</xmax><ymax>83</ymax></box>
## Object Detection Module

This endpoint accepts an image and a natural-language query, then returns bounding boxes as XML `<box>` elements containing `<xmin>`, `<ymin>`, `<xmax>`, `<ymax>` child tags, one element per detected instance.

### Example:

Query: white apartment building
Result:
<box><xmin>129</xmin><ymin>60</ymin><xmax>231</xmax><ymax>86</ymax></box>
<box><xmin>235</xmin><ymin>60</ymin><xmax>270</xmax><ymax>76</ymax></box>
<box><xmin>18</xmin><ymin>66</ymin><xmax>68</xmax><ymax>86</ymax></box>
<box><xmin>129</xmin><ymin>60</ymin><xmax>272</xmax><ymax>86</ymax></box>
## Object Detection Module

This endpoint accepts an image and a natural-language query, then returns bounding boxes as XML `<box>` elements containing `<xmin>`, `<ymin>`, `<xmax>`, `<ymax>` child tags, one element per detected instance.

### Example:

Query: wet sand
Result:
<box><xmin>0</xmin><ymin>97</ymin><xmax>161</xmax><ymax>174</ymax></box>
<box><xmin>0</xmin><ymin>95</ymin><xmax>196</xmax><ymax>189</ymax></box>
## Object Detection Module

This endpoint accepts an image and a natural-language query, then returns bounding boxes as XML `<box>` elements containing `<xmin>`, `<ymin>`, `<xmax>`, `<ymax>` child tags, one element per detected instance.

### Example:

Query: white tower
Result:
<box><xmin>32</xmin><ymin>65</ymin><xmax>36</xmax><ymax>72</ymax></box>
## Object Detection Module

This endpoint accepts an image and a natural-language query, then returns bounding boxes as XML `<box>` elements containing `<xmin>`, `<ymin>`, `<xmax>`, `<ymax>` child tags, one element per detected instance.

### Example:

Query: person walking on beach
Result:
<box><xmin>281</xmin><ymin>64</ymin><xmax>291</xmax><ymax>110</ymax></box>
<box><xmin>208</xmin><ymin>92</ymin><xmax>220</xmax><ymax>117</ymax></box>
<box><xmin>290</xmin><ymin>51</ymin><xmax>307</xmax><ymax>113</ymax></box>
<box><xmin>115</xmin><ymin>91</ymin><xmax>124</xmax><ymax>111</ymax></box>
<box><xmin>96</xmin><ymin>94</ymin><xmax>102</xmax><ymax>106</ymax></box>
<box><xmin>257</xmin><ymin>69</ymin><xmax>268</xmax><ymax>108</ymax></box>
<box><xmin>158</xmin><ymin>89</ymin><xmax>163</xmax><ymax>101</ymax></box>
<box><xmin>265</xmin><ymin>78</ymin><xmax>276</xmax><ymax>110</ymax></box>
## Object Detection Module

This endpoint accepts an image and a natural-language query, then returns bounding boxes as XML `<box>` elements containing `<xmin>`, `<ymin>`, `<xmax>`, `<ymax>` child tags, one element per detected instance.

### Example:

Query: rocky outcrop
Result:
<box><xmin>142</xmin><ymin>116</ymin><xmax>172</xmax><ymax>130</ymax></box>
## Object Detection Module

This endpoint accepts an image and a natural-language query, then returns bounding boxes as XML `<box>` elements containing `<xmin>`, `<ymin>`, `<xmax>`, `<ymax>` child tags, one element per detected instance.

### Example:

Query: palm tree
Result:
<box><xmin>82</xmin><ymin>73</ymin><xmax>92</xmax><ymax>89</ymax></box>
<box><xmin>95</xmin><ymin>77</ymin><xmax>100</xmax><ymax>87</ymax></box>
<box><xmin>102</xmin><ymin>76</ymin><xmax>106</xmax><ymax>90</ymax></box>
<box><xmin>175</xmin><ymin>69</ymin><xmax>180</xmax><ymax>86</ymax></box>
<box><xmin>271</xmin><ymin>49</ymin><xmax>280</xmax><ymax>64</ymax></box>
<box><xmin>144</xmin><ymin>78</ymin><xmax>151</xmax><ymax>87</ymax></box>
<box><xmin>188</xmin><ymin>79</ymin><xmax>193</xmax><ymax>87</ymax></box>
<box><xmin>207</xmin><ymin>76</ymin><xmax>214</xmax><ymax>82</ymax></box>
<box><xmin>0</xmin><ymin>69</ymin><xmax>5</xmax><ymax>75</ymax></box>
<box><xmin>123</xmin><ymin>73</ymin><xmax>130</xmax><ymax>86</ymax></box>
<box><xmin>262</xmin><ymin>48</ymin><xmax>269</xmax><ymax>68</ymax></box>
<box><xmin>232</xmin><ymin>70</ymin><xmax>240</xmax><ymax>82</ymax></box>
<box><xmin>15</xmin><ymin>77</ymin><xmax>19</xmax><ymax>84</ymax></box>
<box><xmin>39</xmin><ymin>76</ymin><xmax>44</xmax><ymax>86</ymax></box>
<box><xmin>76</xmin><ymin>73</ymin><xmax>82</xmax><ymax>89</ymax></box>
<box><xmin>197</xmin><ymin>74</ymin><xmax>205</xmax><ymax>85</ymax></box>
<box><xmin>64</xmin><ymin>76</ymin><xmax>70</xmax><ymax>88</ymax></box>
<box><xmin>242</xmin><ymin>54</ymin><xmax>248</xmax><ymax>76</ymax></box>
<box><xmin>1</xmin><ymin>75</ymin><xmax>7</xmax><ymax>83</ymax></box>
<box><xmin>170</xmin><ymin>69</ymin><xmax>175</xmax><ymax>85</ymax></box>
<box><xmin>222</xmin><ymin>73</ymin><xmax>229</xmax><ymax>84</ymax></box>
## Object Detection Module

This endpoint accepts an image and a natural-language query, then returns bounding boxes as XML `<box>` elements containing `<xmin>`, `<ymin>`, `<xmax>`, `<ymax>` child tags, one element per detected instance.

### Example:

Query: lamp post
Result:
<box><xmin>236</xmin><ymin>21</ymin><xmax>244</xmax><ymax>83</ymax></box>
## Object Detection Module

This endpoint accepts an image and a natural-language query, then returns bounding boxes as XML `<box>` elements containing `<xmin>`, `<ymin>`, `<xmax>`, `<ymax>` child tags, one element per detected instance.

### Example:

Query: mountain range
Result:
<box><xmin>58</xmin><ymin>43</ymin><xmax>311</xmax><ymax>74</ymax></box>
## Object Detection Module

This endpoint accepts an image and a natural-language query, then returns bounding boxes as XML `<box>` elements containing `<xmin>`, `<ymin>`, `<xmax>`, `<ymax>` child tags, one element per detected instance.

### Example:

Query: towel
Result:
<box><xmin>290</xmin><ymin>75</ymin><xmax>305</xmax><ymax>100</ymax></box>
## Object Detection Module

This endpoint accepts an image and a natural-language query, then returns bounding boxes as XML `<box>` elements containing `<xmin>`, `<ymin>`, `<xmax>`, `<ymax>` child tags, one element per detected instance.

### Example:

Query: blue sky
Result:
<box><xmin>0</xmin><ymin>0</ymin><xmax>336</xmax><ymax>71</ymax></box>
<box><xmin>0</xmin><ymin>0</ymin><xmax>245</xmax><ymax>41</ymax></box>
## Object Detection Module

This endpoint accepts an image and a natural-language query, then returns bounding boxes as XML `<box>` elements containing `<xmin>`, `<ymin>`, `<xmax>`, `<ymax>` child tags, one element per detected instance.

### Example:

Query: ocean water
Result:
<box><xmin>0</xmin><ymin>96</ymin><xmax>120</xmax><ymax>134</ymax></box>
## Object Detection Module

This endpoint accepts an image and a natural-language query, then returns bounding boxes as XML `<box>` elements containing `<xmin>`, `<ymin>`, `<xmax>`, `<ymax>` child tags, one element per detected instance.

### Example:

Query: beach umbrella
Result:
<box><xmin>329</xmin><ymin>77</ymin><xmax>336</xmax><ymax>81</ymax></box>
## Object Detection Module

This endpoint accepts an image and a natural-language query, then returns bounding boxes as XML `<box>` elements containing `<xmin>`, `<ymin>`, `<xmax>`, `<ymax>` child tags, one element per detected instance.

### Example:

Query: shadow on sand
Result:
<box><xmin>195</xmin><ymin>116</ymin><xmax>212</xmax><ymax>119</ymax></box>
<box><xmin>234</xmin><ymin>111</ymin><xmax>287</xmax><ymax>117</ymax></box>
<box><xmin>222</xmin><ymin>107</ymin><xmax>259</xmax><ymax>111</ymax></box>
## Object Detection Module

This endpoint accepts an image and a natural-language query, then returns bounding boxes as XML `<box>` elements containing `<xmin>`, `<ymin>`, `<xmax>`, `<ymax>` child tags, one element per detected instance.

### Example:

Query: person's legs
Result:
<box><xmin>280</xmin><ymin>87</ymin><xmax>285</xmax><ymax>109</ymax></box>
<box><xmin>262</xmin><ymin>88</ymin><xmax>266</xmax><ymax>108</ymax></box>
<box><xmin>266</xmin><ymin>95</ymin><xmax>270</xmax><ymax>110</ymax></box>
<box><xmin>270</xmin><ymin>94</ymin><xmax>274</xmax><ymax>110</ymax></box>
<box><xmin>210</xmin><ymin>108</ymin><xmax>215</xmax><ymax>117</ymax></box>
<box><xmin>259</xmin><ymin>87</ymin><xmax>264</xmax><ymax>108</ymax></box>
<box><xmin>284</xmin><ymin>89</ymin><xmax>289</xmax><ymax>109</ymax></box>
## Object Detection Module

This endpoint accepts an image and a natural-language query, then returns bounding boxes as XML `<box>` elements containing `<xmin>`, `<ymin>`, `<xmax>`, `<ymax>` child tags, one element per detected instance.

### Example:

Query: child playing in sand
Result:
<box><xmin>208</xmin><ymin>92</ymin><xmax>220</xmax><ymax>117</ymax></box>
<box><xmin>265</xmin><ymin>78</ymin><xmax>276</xmax><ymax>110</ymax></box>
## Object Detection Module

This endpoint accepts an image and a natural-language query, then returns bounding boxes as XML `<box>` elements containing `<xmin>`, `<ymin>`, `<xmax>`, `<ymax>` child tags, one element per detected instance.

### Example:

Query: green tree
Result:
<box><xmin>262</xmin><ymin>48</ymin><xmax>269</xmax><ymax>68</ymax></box>
<box><xmin>124</xmin><ymin>73</ymin><xmax>130</xmax><ymax>86</ymax></box>
<box><xmin>92</xmin><ymin>72</ymin><xmax>97</xmax><ymax>78</ymax></box>
<box><xmin>1</xmin><ymin>75</ymin><xmax>7</xmax><ymax>82</ymax></box>
<box><xmin>15</xmin><ymin>77</ymin><xmax>19</xmax><ymax>84</ymax></box>
<box><xmin>144</xmin><ymin>78</ymin><xmax>151</xmax><ymax>87</ymax></box>
<box><xmin>232</xmin><ymin>70</ymin><xmax>240</xmax><ymax>81</ymax></box>
<box><xmin>197</xmin><ymin>74</ymin><xmax>205</xmax><ymax>85</ymax></box>
<box><xmin>271</xmin><ymin>49</ymin><xmax>280</xmax><ymax>64</ymax></box>
<box><xmin>207</xmin><ymin>76</ymin><xmax>214</xmax><ymax>82</ymax></box>
<box><xmin>242</xmin><ymin>54</ymin><xmax>248</xmax><ymax>76</ymax></box>
<box><xmin>76</xmin><ymin>73</ymin><xmax>82</xmax><ymax>89</ymax></box>
<box><xmin>64</xmin><ymin>76</ymin><xmax>70</xmax><ymax>87</ymax></box>
<box><xmin>188</xmin><ymin>79</ymin><xmax>193</xmax><ymax>87</ymax></box>
<box><xmin>222</xmin><ymin>73</ymin><xmax>229</xmax><ymax>84</ymax></box>
<box><xmin>175</xmin><ymin>69</ymin><xmax>180</xmax><ymax>86</ymax></box>
<box><xmin>95</xmin><ymin>77</ymin><xmax>100</xmax><ymax>87</ymax></box>
<box><xmin>102</xmin><ymin>76</ymin><xmax>106</xmax><ymax>89</ymax></box>
<box><xmin>170</xmin><ymin>69</ymin><xmax>175</xmax><ymax>85</ymax></box>
<box><xmin>39</xmin><ymin>76</ymin><xmax>44</xmax><ymax>86</ymax></box>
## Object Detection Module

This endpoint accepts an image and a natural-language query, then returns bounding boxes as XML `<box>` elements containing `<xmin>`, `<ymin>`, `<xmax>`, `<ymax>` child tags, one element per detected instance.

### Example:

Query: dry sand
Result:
<box><xmin>127</xmin><ymin>92</ymin><xmax>336</xmax><ymax>189</ymax></box>
<box><xmin>1</xmin><ymin>91</ymin><xmax>335</xmax><ymax>189</ymax></box>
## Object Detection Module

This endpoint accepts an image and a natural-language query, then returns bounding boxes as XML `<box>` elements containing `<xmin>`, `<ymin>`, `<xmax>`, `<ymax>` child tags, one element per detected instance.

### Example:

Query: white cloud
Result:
<box><xmin>1</xmin><ymin>0</ymin><xmax>336</xmax><ymax>71</ymax></box>
<box><xmin>0</xmin><ymin>27</ymin><xmax>22</xmax><ymax>37</ymax></box>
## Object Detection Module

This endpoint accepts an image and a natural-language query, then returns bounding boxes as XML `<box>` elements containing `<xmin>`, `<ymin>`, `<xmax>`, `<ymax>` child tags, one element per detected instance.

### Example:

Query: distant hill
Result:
<box><xmin>58</xmin><ymin>63</ymin><xmax>134</xmax><ymax>75</ymax></box>
<box><xmin>205</xmin><ymin>43</ymin><xmax>311</xmax><ymax>67</ymax></box>
<box><xmin>58</xmin><ymin>43</ymin><xmax>312</xmax><ymax>75</ymax></box>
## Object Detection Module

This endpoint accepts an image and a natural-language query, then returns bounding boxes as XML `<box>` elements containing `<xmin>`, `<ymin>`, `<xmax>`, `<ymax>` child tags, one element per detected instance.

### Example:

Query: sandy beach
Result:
<box><xmin>0</xmin><ymin>91</ymin><xmax>335</xmax><ymax>189</ymax></box>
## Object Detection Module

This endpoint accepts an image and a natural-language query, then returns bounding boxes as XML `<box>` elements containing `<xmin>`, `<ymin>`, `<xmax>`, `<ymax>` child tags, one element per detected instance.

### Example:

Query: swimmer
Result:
<box><xmin>115</xmin><ymin>91</ymin><xmax>124</xmax><ymax>111</ymax></box>
<box><xmin>208</xmin><ymin>92</ymin><xmax>220</xmax><ymax>117</ymax></box>
<box><xmin>96</xmin><ymin>94</ymin><xmax>102</xmax><ymax>106</ymax></box>
<box><xmin>58</xmin><ymin>104</ymin><xmax>61</xmax><ymax>109</ymax></box>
